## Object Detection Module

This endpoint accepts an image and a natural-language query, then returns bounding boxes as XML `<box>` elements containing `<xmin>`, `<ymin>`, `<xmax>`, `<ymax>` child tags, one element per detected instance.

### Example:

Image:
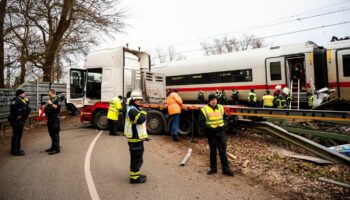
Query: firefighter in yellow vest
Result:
<box><xmin>199</xmin><ymin>94</ymin><xmax>234</xmax><ymax>176</ymax></box>
<box><xmin>107</xmin><ymin>95</ymin><xmax>122</xmax><ymax>136</ymax></box>
<box><xmin>276</xmin><ymin>94</ymin><xmax>287</xmax><ymax>109</ymax></box>
<box><xmin>262</xmin><ymin>91</ymin><xmax>274</xmax><ymax>108</ymax></box>
<box><xmin>307</xmin><ymin>92</ymin><xmax>313</xmax><ymax>109</ymax></box>
<box><xmin>248</xmin><ymin>89</ymin><xmax>257</xmax><ymax>107</ymax></box>
<box><xmin>124</xmin><ymin>90</ymin><xmax>148</xmax><ymax>184</ymax></box>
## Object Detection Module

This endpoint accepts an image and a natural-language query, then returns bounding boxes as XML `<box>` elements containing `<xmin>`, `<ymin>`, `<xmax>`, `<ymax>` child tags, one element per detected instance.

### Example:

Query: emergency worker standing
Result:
<box><xmin>44</xmin><ymin>89</ymin><xmax>61</xmax><ymax>155</ymax></box>
<box><xmin>166</xmin><ymin>89</ymin><xmax>183</xmax><ymax>141</ymax></box>
<box><xmin>248</xmin><ymin>89</ymin><xmax>257</xmax><ymax>107</ymax></box>
<box><xmin>221</xmin><ymin>90</ymin><xmax>228</xmax><ymax>105</ymax></box>
<box><xmin>199</xmin><ymin>94</ymin><xmax>234</xmax><ymax>176</ymax></box>
<box><xmin>231</xmin><ymin>89</ymin><xmax>239</xmax><ymax>105</ymax></box>
<box><xmin>197</xmin><ymin>90</ymin><xmax>205</xmax><ymax>104</ymax></box>
<box><xmin>107</xmin><ymin>95</ymin><xmax>122</xmax><ymax>136</ymax></box>
<box><xmin>124</xmin><ymin>90</ymin><xmax>149</xmax><ymax>184</ymax></box>
<box><xmin>215</xmin><ymin>89</ymin><xmax>223</xmax><ymax>104</ymax></box>
<box><xmin>9</xmin><ymin>89</ymin><xmax>31</xmax><ymax>156</ymax></box>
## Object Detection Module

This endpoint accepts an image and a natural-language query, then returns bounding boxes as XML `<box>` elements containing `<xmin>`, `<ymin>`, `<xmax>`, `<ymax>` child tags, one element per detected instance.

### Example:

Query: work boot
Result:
<box><xmin>48</xmin><ymin>149</ymin><xmax>60</xmax><ymax>155</ymax></box>
<box><xmin>140</xmin><ymin>174</ymin><xmax>147</xmax><ymax>179</ymax></box>
<box><xmin>130</xmin><ymin>176</ymin><xmax>147</xmax><ymax>184</ymax></box>
<box><xmin>207</xmin><ymin>169</ymin><xmax>217</xmax><ymax>175</ymax></box>
<box><xmin>223</xmin><ymin>170</ymin><xmax>234</xmax><ymax>177</ymax></box>
<box><xmin>45</xmin><ymin>148</ymin><xmax>54</xmax><ymax>152</ymax></box>
<box><xmin>11</xmin><ymin>151</ymin><xmax>25</xmax><ymax>156</ymax></box>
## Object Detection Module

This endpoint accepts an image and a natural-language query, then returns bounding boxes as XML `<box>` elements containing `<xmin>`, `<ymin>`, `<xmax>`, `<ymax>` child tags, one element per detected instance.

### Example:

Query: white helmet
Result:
<box><xmin>130</xmin><ymin>89</ymin><xmax>143</xmax><ymax>100</ymax></box>
<box><xmin>275</xmin><ymin>85</ymin><xmax>282</xmax><ymax>91</ymax></box>
<box><xmin>282</xmin><ymin>87</ymin><xmax>290</xmax><ymax>95</ymax></box>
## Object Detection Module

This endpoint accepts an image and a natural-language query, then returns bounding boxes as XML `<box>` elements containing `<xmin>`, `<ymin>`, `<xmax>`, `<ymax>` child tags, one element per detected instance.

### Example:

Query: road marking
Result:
<box><xmin>84</xmin><ymin>130</ymin><xmax>103</xmax><ymax>200</ymax></box>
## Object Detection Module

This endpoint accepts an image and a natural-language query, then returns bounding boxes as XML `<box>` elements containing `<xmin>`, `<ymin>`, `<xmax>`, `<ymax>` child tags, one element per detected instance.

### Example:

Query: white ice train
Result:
<box><xmin>152</xmin><ymin>40</ymin><xmax>350</xmax><ymax>108</ymax></box>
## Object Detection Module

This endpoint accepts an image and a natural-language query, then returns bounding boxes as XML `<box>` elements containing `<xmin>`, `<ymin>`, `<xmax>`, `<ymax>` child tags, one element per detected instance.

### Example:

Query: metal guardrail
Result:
<box><xmin>228</xmin><ymin>106</ymin><xmax>350</xmax><ymax>122</ymax></box>
<box><xmin>238</xmin><ymin>119</ymin><xmax>350</xmax><ymax>166</ymax></box>
<box><xmin>0</xmin><ymin>82</ymin><xmax>67</xmax><ymax>124</ymax></box>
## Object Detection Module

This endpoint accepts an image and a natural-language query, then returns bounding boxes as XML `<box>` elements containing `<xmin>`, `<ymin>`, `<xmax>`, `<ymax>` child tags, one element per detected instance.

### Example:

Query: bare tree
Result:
<box><xmin>201</xmin><ymin>34</ymin><xmax>264</xmax><ymax>55</ymax></box>
<box><xmin>2</xmin><ymin>0</ymin><xmax>126</xmax><ymax>86</ymax></box>
<box><xmin>0</xmin><ymin>0</ymin><xmax>7</xmax><ymax>88</ymax></box>
<box><xmin>154</xmin><ymin>45</ymin><xmax>186</xmax><ymax>64</ymax></box>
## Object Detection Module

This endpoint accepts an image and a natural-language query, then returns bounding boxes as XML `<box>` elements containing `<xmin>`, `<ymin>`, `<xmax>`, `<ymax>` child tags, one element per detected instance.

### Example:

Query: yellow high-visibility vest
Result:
<box><xmin>262</xmin><ymin>95</ymin><xmax>274</xmax><ymax>107</ymax></box>
<box><xmin>248</xmin><ymin>92</ymin><xmax>257</xmax><ymax>102</ymax></box>
<box><xmin>124</xmin><ymin>105</ymin><xmax>148</xmax><ymax>142</ymax></box>
<box><xmin>107</xmin><ymin>96</ymin><xmax>122</xmax><ymax>120</ymax></box>
<box><xmin>201</xmin><ymin>104</ymin><xmax>224</xmax><ymax>128</ymax></box>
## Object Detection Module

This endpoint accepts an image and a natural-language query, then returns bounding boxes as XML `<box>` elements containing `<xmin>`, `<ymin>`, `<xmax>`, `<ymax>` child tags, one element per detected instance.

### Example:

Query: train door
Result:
<box><xmin>286</xmin><ymin>56</ymin><xmax>306</xmax><ymax>90</ymax></box>
<box><xmin>266</xmin><ymin>57</ymin><xmax>286</xmax><ymax>90</ymax></box>
<box><xmin>335</xmin><ymin>48</ymin><xmax>350</xmax><ymax>99</ymax></box>
<box><xmin>67</xmin><ymin>68</ymin><xmax>86</xmax><ymax>108</ymax></box>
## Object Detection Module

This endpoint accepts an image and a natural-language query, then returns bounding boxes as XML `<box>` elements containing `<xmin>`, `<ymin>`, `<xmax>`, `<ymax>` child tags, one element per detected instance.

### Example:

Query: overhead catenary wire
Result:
<box><xmin>155</xmin><ymin>20</ymin><xmax>350</xmax><ymax>59</ymax></box>
<box><xmin>157</xmin><ymin>0</ymin><xmax>350</xmax><ymax>48</ymax></box>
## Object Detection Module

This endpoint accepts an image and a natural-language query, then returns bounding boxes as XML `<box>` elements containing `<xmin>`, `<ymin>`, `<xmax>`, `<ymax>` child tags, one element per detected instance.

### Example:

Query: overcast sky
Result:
<box><xmin>92</xmin><ymin>0</ymin><xmax>350</xmax><ymax>60</ymax></box>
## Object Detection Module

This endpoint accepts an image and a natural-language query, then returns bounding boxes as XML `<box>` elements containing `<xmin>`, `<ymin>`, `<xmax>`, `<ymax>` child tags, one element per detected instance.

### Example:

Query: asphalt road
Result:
<box><xmin>0</xmin><ymin>125</ymin><xmax>281</xmax><ymax>200</ymax></box>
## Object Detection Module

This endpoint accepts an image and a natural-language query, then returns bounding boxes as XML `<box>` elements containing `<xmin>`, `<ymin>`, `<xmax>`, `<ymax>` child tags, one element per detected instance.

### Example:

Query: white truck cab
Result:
<box><xmin>67</xmin><ymin>47</ymin><xmax>166</xmax><ymax>129</ymax></box>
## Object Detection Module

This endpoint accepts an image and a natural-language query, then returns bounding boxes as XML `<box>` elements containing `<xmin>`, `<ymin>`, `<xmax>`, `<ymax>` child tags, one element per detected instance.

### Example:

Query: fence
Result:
<box><xmin>0</xmin><ymin>82</ymin><xmax>67</xmax><ymax>124</ymax></box>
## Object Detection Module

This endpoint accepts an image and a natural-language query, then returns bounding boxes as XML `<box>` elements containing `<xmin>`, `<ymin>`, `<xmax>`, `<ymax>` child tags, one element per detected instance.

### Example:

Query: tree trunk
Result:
<box><xmin>42</xmin><ymin>0</ymin><xmax>73</xmax><ymax>82</ymax></box>
<box><xmin>19</xmin><ymin>46</ymin><xmax>26</xmax><ymax>84</ymax></box>
<box><xmin>0</xmin><ymin>0</ymin><xmax>7</xmax><ymax>88</ymax></box>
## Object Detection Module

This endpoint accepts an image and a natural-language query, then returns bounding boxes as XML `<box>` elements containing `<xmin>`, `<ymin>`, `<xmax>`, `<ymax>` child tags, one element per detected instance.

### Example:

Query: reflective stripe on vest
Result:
<box><xmin>276</xmin><ymin>99</ymin><xmax>286</xmax><ymax>108</ymax></box>
<box><xmin>124</xmin><ymin>105</ymin><xmax>148</xmax><ymax>141</ymax></box>
<box><xmin>107</xmin><ymin>97</ymin><xmax>121</xmax><ymax>120</ymax></box>
<box><xmin>201</xmin><ymin>105</ymin><xmax>224</xmax><ymax>128</ymax></box>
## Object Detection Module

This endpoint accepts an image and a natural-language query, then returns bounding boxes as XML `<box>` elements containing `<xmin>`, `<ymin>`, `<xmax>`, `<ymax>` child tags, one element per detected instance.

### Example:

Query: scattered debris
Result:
<box><xmin>319</xmin><ymin>177</ymin><xmax>350</xmax><ymax>188</ymax></box>
<box><xmin>227</xmin><ymin>152</ymin><xmax>237</xmax><ymax>160</ymax></box>
<box><xmin>180</xmin><ymin>148</ymin><xmax>192</xmax><ymax>166</ymax></box>
<box><xmin>242</xmin><ymin>160</ymin><xmax>250</xmax><ymax>168</ymax></box>
<box><xmin>271</xmin><ymin>146</ymin><xmax>333</xmax><ymax>164</ymax></box>
<box><xmin>329</xmin><ymin>144</ymin><xmax>350</xmax><ymax>156</ymax></box>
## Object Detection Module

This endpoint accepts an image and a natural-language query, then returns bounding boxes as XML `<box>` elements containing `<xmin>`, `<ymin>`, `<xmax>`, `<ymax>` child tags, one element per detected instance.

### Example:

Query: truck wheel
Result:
<box><xmin>168</xmin><ymin>116</ymin><xmax>199</xmax><ymax>136</ymax></box>
<box><xmin>147</xmin><ymin>112</ymin><xmax>165</xmax><ymax>135</ymax></box>
<box><xmin>94</xmin><ymin>110</ymin><xmax>108</xmax><ymax>130</ymax></box>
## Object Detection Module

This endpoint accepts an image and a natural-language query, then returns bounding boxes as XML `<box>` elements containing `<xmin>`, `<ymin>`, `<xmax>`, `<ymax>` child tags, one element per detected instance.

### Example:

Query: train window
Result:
<box><xmin>166</xmin><ymin>69</ymin><xmax>253</xmax><ymax>86</ymax></box>
<box><xmin>343</xmin><ymin>54</ymin><xmax>350</xmax><ymax>77</ymax></box>
<box><xmin>270</xmin><ymin>62</ymin><xmax>281</xmax><ymax>81</ymax></box>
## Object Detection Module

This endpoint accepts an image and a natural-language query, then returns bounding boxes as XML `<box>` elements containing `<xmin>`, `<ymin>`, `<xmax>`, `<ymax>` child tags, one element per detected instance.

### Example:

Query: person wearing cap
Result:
<box><xmin>107</xmin><ymin>95</ymin><xmax>122</xmax><ymax>136</ymax></box>
<box><xmin>124</xmin><ymin>90</ymin><xmax>149</xmax><ymax>184</ymax></box>
<box><xmin>8</xmin><ymin>89</ymin><xmax>31</xmax><ymax>156</ymax></box>
<box><xmin>199</xmin><ymin>94</ymin><xmax>234</xmax><ymax>176</ymax></box>
<box><xmin>166</xmin><ymin>89</ymin><xmax>183</xmax><ymax>141</ymax></box>
<box><xmin>44</xmin><ymin>89</ymin><xmax>62</xmax><ymax>155</ymax></box>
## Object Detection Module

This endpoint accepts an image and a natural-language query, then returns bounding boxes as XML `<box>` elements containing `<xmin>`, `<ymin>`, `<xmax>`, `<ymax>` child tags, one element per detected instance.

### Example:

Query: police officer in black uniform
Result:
<box><xmin>9</xmin><ymin>89</ymin><xmax>31</xmax><ymax>156</ymax></box>
<box><xmin>44</xmin><ymin>89</ymin><xmax>61</xmax><ymax>155</ymax></box>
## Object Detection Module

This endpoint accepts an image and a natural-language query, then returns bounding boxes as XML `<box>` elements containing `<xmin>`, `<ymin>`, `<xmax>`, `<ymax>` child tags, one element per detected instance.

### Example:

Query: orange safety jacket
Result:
<box><xmin>166</xmin><ymin>92</ymin><xmax>183</xmax><ymax>115</ymax></box>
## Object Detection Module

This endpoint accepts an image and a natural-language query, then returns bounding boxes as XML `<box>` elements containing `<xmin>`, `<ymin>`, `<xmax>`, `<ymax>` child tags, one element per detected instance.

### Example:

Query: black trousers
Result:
<box><xmin>10</xmin><ymin>119</ymin><xmax>25</xmax><ymax>153</ymax></box>
<box><xmin>47</xmin><ymin>115</ymin><xmax>60</xmax><ymax>151</ymax></box>
<box><xmin>232</xmin><ymin>97</ymin><xmax>239</xmax><ymax>105</ymax></box>
<box><xmin>206</xmin><ymin>130</ymin><xmax>230</xmax><ymax>172</ymax></box>
<box><xmin>128</xmin><ymin>141</ymin><xmax>144</xmax><ymax>173</ymax></box>
<box><xmin>108</xmin><ymin>119</ymin><xmax>118</xmax><ymax>135</ymax></box>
